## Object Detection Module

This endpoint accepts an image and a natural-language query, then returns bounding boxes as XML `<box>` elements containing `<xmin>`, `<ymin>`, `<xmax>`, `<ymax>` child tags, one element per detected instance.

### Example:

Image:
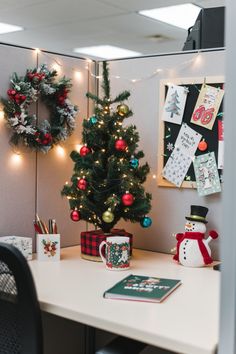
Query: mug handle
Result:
<box><xmin>99</xmin><ymin>241</ymin><xmax>107</xmax><ymax>264</ymax></box>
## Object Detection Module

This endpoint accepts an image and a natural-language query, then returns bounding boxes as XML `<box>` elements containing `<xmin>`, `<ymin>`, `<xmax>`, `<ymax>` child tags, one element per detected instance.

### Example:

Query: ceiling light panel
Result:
<box><xmin>139</xmin><ymin>4</ymin><xmax>202</xmax><ymax>30</ymax></box>
<box><xmin>73</xmin><ymin>45</ymin><xmax>141</xmax><ymax>59</ymax></box>
<box><xmin>0</xmin><ymin>22</ymin><xmax>23</xmax><ymax>34</ymax></box>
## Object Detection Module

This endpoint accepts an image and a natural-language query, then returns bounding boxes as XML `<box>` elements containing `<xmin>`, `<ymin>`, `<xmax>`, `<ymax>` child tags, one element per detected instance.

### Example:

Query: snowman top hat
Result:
<box><xmin>185</xmin><ymin>205</ymin><xmax>209</xmax><ymax>224</ymax></box>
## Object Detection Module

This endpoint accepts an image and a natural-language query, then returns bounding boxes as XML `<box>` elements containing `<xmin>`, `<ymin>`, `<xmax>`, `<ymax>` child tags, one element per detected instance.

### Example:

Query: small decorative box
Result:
<box><xmin>36</xmin><ymin>234</ymin><xmax>60</xmax><ymax>261</ymax></box>
<box><xmin>81</xmin><ymin>229</ymin><xmax>133</xmax><ymax>262</ymax></box>
<box><xmin>0</xmin><ymin>236</ymin><xmax>32</xmax><ymax>260</ymax></box>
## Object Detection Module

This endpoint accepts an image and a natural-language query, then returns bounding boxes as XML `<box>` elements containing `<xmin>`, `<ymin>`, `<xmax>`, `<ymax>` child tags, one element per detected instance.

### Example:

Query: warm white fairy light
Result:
<box><xmin>34</xmin><ymin>48</ymin><xmax>41</xmax><ymax>54</ymax></box>
<box><xmin>152</xmin><ymin>174</ymin><xmax>157</xmax><ymax>179</ymax></box>
<box><xmin>10</xmin><ymin>153</ymin><xmax>22</xmax><ymax>166</ymax></box>
<box><xmin>56</xmin><ymin>145</ymin><xmax>65</xmax><ymax>157</ymax></box>
<box><xmin>74</xmin><ymin>71</ymin><xmax>82</xmax><ymax>80</ymax></box>
<box><xmin>0</xmin><ymin>110</ymin><xmax>4</xmax><ymax>120</ymax></box>
<box><xmin>65</xmin><ymin>181</ymin><xmax>69</xmax><ymax>185</ymax></box>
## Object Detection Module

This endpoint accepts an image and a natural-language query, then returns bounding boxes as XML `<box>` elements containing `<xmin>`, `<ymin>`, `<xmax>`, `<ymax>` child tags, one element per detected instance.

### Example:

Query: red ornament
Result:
<box><xmin>80</xmin><ymin>146</ymin><xmax>91</xmax><ymax>156</ymax></box>
<box><xmin>115</xmin><ymin>139</ymin><xmax>127</xmax><ymax>151</ymax></box>
<box><xmin>122</xmin><ymin>193</ymin><xmax>134</xmax><ymax>206</ymax></box>
<box><xmin>77</xmin><ymin>178</ymin><xmax>87</xmax><ymax>190</ymax></box>
<box><xmin>70</xmin><ymin>209</ymin><xmax>80</xmax><ymax>222</ymax></box>
<box><xmin>198</xmin><ymin>140</ymin><xmax>208</xmax><ymax>152</ymax></box>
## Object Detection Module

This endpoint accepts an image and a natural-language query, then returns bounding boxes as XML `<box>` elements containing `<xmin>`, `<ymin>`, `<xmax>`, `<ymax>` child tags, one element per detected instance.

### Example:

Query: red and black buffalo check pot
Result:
<box><xmin>80</xmin><ymin>229</ymin><xmax>133</xmax><ymax>261</ymax></box>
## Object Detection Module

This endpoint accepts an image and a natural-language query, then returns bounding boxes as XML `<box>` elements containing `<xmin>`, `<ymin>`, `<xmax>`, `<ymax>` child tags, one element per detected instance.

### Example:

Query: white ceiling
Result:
<box><xmin>0</xmin><ymin>0</ymin><xmax>225</xmax><ymax>59</ymax></box>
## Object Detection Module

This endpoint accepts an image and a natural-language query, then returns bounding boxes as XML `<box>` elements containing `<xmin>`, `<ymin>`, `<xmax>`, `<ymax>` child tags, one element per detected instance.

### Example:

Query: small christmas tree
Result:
<box><xmin>62</xmin><ymin>62</ymin><xmax>152</xmax><ymax>233</ymax></box>
<box><xmin>165</xmin><ymin>90</ymin><xmax>180</xmax><ymax>118</ymax></box>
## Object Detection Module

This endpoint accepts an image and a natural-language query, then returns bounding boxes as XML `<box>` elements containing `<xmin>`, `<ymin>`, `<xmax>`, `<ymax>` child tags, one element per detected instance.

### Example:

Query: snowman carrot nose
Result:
<box><xmin>186</xmin><ymin>223</ymin><xmax>192</xmax><ymax>228</ymax></box>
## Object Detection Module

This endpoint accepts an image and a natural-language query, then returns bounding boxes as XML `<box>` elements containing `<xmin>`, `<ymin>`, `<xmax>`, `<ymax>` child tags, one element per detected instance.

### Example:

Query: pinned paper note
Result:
<box><xmin>193</xmin><ymin>152</ymin><xmax>221</xmax><ymax>196</ymax></box>
<box><xmin>162</xmin><ymin>85</ymin><xmax>188</xmax><ymax>125</ymax></box>
<box><xmin>162</xmin><ymin>124</ymin><xmax>202</xmax><ymax>187</ymax></box>
<box><xmin>162</xmin><ymin>147</ymin><xmax>192</xmax><ymax>187</ymax></box>
<box><xmin>175</xmin><ymin>123</ymin><xmax>202</xmax><ymax>156</ymax></box>
<box><xmin>191</xmin><ymin>84</ymin><xmax>224</xmax><ymax>130</ymax></box>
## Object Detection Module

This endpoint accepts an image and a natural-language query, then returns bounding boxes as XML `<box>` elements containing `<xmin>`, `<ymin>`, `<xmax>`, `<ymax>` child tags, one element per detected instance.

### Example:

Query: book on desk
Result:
<box><xmin>103</xmin><ymin>274</ymin><xmax>182</xmax><ymax>303</ymax></box>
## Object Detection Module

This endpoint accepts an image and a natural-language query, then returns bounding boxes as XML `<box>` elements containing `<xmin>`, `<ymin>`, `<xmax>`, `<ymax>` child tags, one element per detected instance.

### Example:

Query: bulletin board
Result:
<box><xmin>157</xmin><ymin>76</ymin><xmax>224</xmax><ymax>189</ymax></box>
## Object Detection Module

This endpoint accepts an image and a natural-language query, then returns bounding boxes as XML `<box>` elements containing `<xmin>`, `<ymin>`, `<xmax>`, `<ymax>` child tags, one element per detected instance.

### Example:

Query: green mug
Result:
<box><xmin>99</xmin><ymin>236</ymin><xmax>130</xmax><ymax>270</ymax></box>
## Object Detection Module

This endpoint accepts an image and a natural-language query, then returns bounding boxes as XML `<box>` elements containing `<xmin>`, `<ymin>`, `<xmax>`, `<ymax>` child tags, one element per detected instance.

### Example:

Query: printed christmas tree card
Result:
<box><xmin>103</xmin><ymin>274</ymin><xmax>182</xmax><ymax>303</ymax></box>
<box><xmin>162</xmin><ymin>84</ymin><xmax>188</xmax><ymax>125</ymax></box>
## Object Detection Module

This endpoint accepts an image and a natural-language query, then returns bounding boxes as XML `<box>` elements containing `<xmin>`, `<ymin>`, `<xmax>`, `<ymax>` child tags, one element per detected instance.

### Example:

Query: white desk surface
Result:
<box><xmin>29</xmin><ymin>246</ymin><xmax>220</xmax><ymax>354</ymax></box>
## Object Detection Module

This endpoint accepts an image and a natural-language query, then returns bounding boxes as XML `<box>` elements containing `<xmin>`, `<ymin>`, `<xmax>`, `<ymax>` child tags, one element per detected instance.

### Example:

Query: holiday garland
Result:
<box><xmin>1</xmin><ymin>64</ymin><xmax>78</xmax><ymax>152</ymax></box>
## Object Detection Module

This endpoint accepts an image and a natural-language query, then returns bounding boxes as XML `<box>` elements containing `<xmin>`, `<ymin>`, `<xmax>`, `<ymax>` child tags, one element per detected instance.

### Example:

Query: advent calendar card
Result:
<box><xmin>162</xmin><ymin>147</ymin><xmax>192</xmax><ymax>187</ymax></box>
<box><xmin>191</xmin><ymin>84</ymin><xmax>224</xmax><ymax>130</ymax></box>
<box><xmin>193</xmin><ymin>152</ymin><xmax>221</xmax><ymax>196</ymax></box>
<box><xmin>162</xmin><ymin>85</ymin><xmax>188</xmax><ymax>125</ymax></box>
<box><xmin>174</xmin><ymin>123</ymin><xmax>202</xmax><ymax>156</ymax></box>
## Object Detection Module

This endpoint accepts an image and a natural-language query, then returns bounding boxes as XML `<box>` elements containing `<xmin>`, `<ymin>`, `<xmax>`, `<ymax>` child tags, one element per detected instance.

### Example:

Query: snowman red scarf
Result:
<box><xmin>173</xmin><ymin>231</ymin><xmax>218</xmax><ymax>265</ymax></box>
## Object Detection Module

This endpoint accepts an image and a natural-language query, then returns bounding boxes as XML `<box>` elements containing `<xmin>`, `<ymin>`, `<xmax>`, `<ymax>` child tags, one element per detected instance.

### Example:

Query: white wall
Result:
<box><xmin>106</xmin><ymin>50</ymin><xmax>225</xmax><ymax>259</ymax></box>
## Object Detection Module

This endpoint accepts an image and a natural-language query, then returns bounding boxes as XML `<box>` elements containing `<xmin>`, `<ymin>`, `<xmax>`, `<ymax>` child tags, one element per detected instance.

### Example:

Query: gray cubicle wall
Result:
<box><xmin>0</xmin><ymin>44</ymin><xmax>95</xmax><ymax>248</ymax></box>
<box><xmin>106</xmin><ymin>49</ymin><xmax>225</xmax><ymax>260</ymax></box>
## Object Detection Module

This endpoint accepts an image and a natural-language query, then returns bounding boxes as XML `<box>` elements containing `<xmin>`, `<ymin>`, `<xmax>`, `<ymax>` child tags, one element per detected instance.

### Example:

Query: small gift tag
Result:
<box><xmin>36</xmin><ymin>234</ymin><xmax>60</xmax><ymax>261</ymax></box>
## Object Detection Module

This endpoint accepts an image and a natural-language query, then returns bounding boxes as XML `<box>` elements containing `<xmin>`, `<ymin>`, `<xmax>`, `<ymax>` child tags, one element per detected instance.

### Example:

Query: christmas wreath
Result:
<box><xmin>2</xmin><ymin>64</ymin><xmax>78</xmax><ymax>152</ymax></box>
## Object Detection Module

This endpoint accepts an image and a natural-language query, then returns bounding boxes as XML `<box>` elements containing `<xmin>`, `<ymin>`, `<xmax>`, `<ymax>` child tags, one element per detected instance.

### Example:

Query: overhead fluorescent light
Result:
<box><xmin>0</xmin><ymin>22</ymin><xmax>23</xmax><ymax>34</ymax></box>
<box><xmin>139</xmin><ymin>3</ymin><xmax>201</xmax><ymax>30</ymax></box>
<box><xmin>73</xmin><ymin>45</ymin><xmax>141</xmax><ymax>59</ymax></box>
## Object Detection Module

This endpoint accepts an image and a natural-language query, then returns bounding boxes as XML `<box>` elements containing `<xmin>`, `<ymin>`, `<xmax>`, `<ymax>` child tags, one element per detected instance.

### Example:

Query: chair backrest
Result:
<box><xmin>0</xmin><ymin>242</ymin><xmax>43</xmax><ymax>354</ymax></box>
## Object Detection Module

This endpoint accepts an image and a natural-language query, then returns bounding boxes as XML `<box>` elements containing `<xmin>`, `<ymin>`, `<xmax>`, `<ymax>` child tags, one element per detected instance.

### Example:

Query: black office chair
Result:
<box><xmin>0</xmin><ymin>242</ymin><xmax>43</xmax><ymax>354</ymax></box>
<box><xmin>96</xmin><ymin>335</ymin><xmax>147</xmax><ymax>354</ymax></box>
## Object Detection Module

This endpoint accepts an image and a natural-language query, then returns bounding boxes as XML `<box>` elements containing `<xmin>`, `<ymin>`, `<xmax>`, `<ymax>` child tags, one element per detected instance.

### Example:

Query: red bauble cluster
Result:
<box><xmin>35</xmin><ymin>132</ymin><xmax>52</xmax><ymax>145</ymax></box>
<box><xmin>122</xmin><ymin>193</ymin><xmax>134</xmax><ymax>206</ymax></box>
<box><xmin>80</xmin><ymin>145</ymin><xmax>91</xmax><ymax>156</ymax></box>
<box><xmin>57</xmin><ymin>88</ymin><xmax>69</xmax><ymax>107</ymax></box>
<box><xmin>70</xmin><ymin>209</ymin><xmax>80</xmax><ymax>222</ymax></box>
<box><xmin>115</xmin><ymin>139</ymin><xmax>127</xmax><ymax>151</ymax></box>
<box><xmin>27</xmin><ymin>72</ymin><xmax>45</xmax><ymax>81</ymax></box>
<box><xmin>7</xmin><ymin>89</ymin><xmax>26</xmax><ymax>104</ymax></box>
<box><xmin>77</xmin><ymin>178</ymin><xmax>87</xmax><ymax>190</ymax></box>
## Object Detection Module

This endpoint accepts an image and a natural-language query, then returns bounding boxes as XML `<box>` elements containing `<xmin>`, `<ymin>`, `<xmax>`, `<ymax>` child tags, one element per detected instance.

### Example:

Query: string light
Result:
<box><xmin>10</xmin><ymin>153</ymin><xmax>22</xmax><ymax>166</ymax></box>
<box><xmin>152</xmin><ymin>174</ymin><xmax>157</xmax><ymax>179</ymax></box>
<box><xmin>0</xmin><ymin>110</ymin><xmax>4</xmax><ymax>120</ymax></box>
<box><xmin>34</xmin><ymin>48</ymin><xmax>41</xmax><ymax>54</ymax></box>
<box><xmin>74</xmin><ymin>71</ymin><xmax>82</xmax><ymax>80</ymax></box>
<box><xmin>56</xmin><ymin>145</ymin><xmax>65</xmax><ymax>157</ymax></box>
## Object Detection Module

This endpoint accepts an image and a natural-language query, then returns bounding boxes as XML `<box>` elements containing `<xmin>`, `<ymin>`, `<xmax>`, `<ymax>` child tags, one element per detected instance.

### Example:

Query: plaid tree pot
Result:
<box><xmin>80</xmin><ymin>229</ymin><xmax>133</xmax><ymax>262</ymax></box>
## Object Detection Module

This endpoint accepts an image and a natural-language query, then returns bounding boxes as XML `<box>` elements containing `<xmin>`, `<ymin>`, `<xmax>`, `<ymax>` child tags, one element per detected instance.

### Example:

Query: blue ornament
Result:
<box><xmin>90</xmin><ymin>115</ymin><xmax>98</xmax><ymax>124</ymax></box>
<box><xmin>140</xmin><ymin>216</ymin><xmax>152</xmax><ymax>228</ymax></box>
<box><xmin>130</xmin><ymin>158</ymin><xmax>139</xmax><ymax>169</ymax></box>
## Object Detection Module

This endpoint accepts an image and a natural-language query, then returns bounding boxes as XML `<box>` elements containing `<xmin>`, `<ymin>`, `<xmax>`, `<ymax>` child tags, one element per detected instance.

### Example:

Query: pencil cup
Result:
<box><xmin>99</xmin><ymin>236</ymin><xmax>130</xmax><ymax>270</ymax></box>
<box><xmin>36</xmin><ymin>234</ymin><xmax>60</xmax><ymax>261</ymax></box>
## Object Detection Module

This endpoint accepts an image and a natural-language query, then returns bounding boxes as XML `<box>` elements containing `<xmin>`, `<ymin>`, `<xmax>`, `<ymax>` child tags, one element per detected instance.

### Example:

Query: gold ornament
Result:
<box><xmin>102</xmin><ymin>210</ymin><xmax>114</xmax><ymax>223</ymax></box>
<box><xmin>117</xmin><ymin>104</ymin><xmax>129</xmax><ymax>117</ymax></box>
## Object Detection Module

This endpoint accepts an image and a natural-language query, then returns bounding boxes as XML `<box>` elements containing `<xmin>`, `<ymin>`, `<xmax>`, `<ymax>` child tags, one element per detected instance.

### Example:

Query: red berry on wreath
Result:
<box><xmin>115</xmin><ymin>139</ymin><xmax>127</xmax><ymax>151</ymax></box>
<box><xmin>80</xmin><ymin>145</ymin><xmax>91</xmax><ymax>156</ymax></box>
<box><xmin>77</xmin><ymin>178</ymin><xmax>87</xmax><ymax>190</ymax></box>
<box><xmin>28</xmin><ymin>73</ymin><xmax>34</xmax><ymax>80</ymax></box>
<box><xmin>122</xmin><ymin>192</ymin><xmax>134</xmax><ymax>206</ymax></box>
<box><xmin>70</xmin><ymin>209</ymin><xmax>80</xmax><ymax>222</ymax></box>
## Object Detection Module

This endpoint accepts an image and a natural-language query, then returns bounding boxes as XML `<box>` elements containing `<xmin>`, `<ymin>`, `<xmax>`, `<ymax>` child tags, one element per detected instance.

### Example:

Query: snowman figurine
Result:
<box><xmin>173</xmin><ymin>205</ymin><xmax>218</xmax><ymax>267</ymax></box>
